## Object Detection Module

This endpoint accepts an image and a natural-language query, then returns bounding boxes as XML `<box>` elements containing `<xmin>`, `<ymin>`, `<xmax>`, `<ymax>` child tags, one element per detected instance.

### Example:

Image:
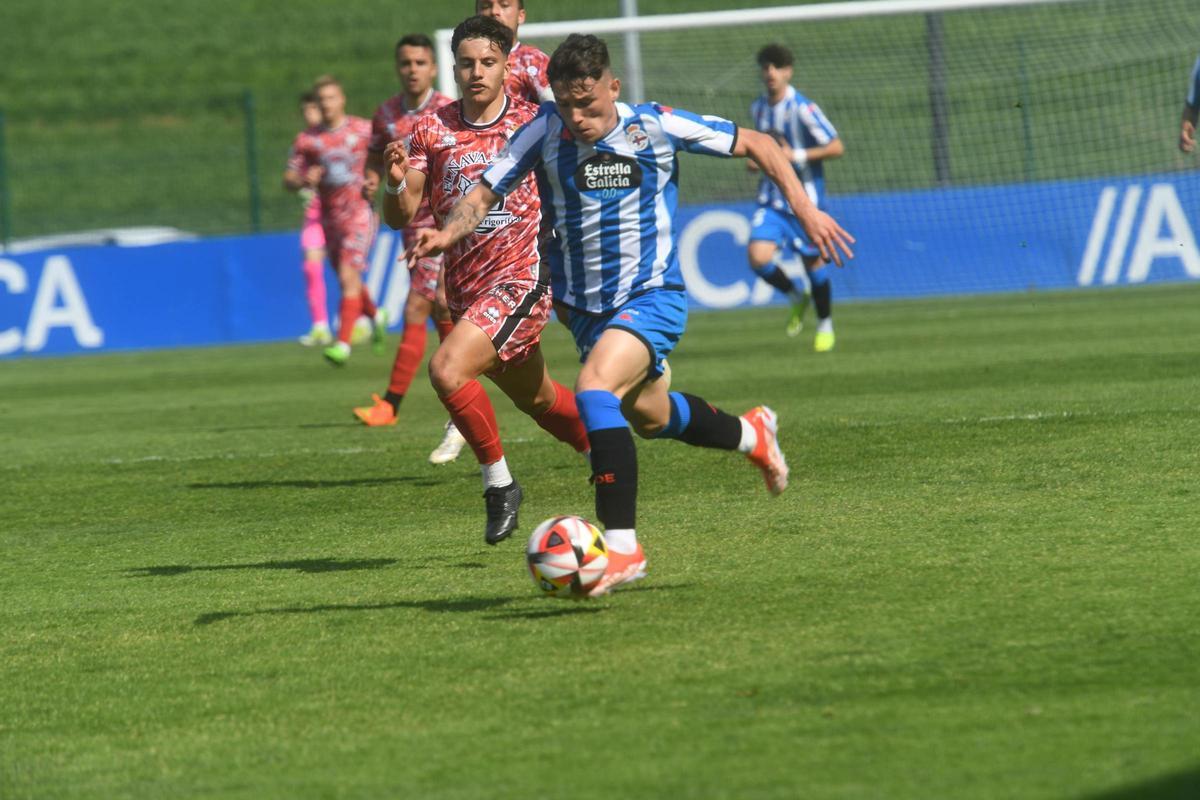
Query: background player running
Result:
<box><xmin>475</xmin><ymin>0</ymin><xmax>554</xmax><ymax>104</ymax></box>
<box><xmin>294</xmin><ymin>91</ymin><xmax>332</xmax><ymax>347</ymax></box>
<box><xmin>284</xmin><ymin>75</ymin><xmax>387</xmax><ymax>366</ymax></box>
<box><xmin>748</xmin><ymin>44</ymin><xmax>845</xmax><ymax>351</ymax></box>
<box><xmin>1179</xmin><ymin>52</ymin><xmax>1200</xmax><ymax>154</ymax></box>
<box><xmin>352</xmin><ymin>35</ymin><xmax>467</xmax><ymax>463</ymax></box>
<box><xmin>383</xmin><ymin>16</ymin><xmax>589</xmax><ymax>544</ymax></box>
<box><xmin>415</xmin><ymin>34</ymin><xmax>854</xmax><ymax>595</ymax></box>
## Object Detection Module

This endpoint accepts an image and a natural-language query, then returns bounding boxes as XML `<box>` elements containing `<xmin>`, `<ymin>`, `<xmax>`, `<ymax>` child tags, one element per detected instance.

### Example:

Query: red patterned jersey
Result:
<box><xmin>407</xmin><ymin>97</ymin><xmax>542</xmax><ymax>310</ymax></box>
<box><xmin>507</xmin><ymin>42</ymin><xmax>551</xmax><ymax>104</ymax></box>
<box><xmin>370</xmin><ymin>89</ymin><xmax>454</xmax><ymax>232</ymax></box>
<box><xmin>287</xmin><ymin>116</ymin><xmax>373</xmax><ymax>228</ymax></box>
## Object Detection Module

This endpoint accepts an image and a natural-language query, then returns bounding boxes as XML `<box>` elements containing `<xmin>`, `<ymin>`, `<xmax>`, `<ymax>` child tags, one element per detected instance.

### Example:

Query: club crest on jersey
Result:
<box><xmin>624</xmin><ymin>124</ymin><xmax>650</xmax><ymax>152</ymax></box>
<box><xmin>575</xmin><ymin>152</ymin><xmax>643</xmax><ymax>195</ymax></box>
<box><xmin>441</xmin><ymin>133</ymin><xmax>458</xmax><ymax>147</ymax></box>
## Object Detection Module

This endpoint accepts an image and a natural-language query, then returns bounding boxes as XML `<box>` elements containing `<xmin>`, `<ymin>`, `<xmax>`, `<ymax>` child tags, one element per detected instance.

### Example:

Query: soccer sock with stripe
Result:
<box><xmin>654</xmin><ymin>392</ymin><xmax>742</xmax><ymax>451</ymax></box>
<box><xmin>576</xmin><ymin>390</ymin><xmax>637</xmax><ymax>536</ymax></box>
<box><xmin>534</xmin><ymin>381</ymin><xmax>590</xmax><ymax>454</ymax></box>
<box><xmin>336</xmin><ymin>294</ymin><xmax>363</xmax><ymax>345</ymax></box>
<box><xmin>809</xmin><ymin>265</ymin><xmax>833</xmax><ymax>321</ymax></box>
<box><xmin>383</xmin><ymin>323</ymin><xmax>428</xmax><ymax>411</ymax></box>
<box><xmin>441</xmin><ymin>380</ymin><xmax>504</xmax><ymax>467</ymax></box>
<box><xmin>359</xmin><ymin>287</ymin><xmax>378</xmax><ymax>319</ymax></box>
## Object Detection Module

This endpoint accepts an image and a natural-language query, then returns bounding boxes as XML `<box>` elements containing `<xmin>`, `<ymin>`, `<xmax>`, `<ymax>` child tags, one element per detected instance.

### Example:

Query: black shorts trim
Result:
<box><xmin>606</xmin><ymin>324</ymin><xmax>660</xmax><ymax>378</ymax></box>
<box><xmin>491</xmin><ymin>278</ymin><xmax>548</xmax><ymax>353</ymax></box>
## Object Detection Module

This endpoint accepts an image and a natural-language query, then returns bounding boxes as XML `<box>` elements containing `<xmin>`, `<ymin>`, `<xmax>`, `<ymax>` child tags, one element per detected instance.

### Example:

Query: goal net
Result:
<box><xmin>442</xmin><ymin>0</ymin><xmax>1200</xmax><ymax>304</ymax></box>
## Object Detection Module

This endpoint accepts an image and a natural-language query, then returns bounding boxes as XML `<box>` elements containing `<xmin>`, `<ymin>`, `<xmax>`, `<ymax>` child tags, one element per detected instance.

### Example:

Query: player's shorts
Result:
<box><xmin>402</xmin><ymin>228</ymin><xmax>443</xmax><ymax>304</ymax></box>
<box><xmin>565</xmin><ymin>288</ymin><xmax>688</xmax><ymax>380</ymax></box>
<box><xmin>453</xmin><ymin>275</ymin><xmax>551</xmax><ymax>375</ymax></box>
<box><xmin>322</xmin><ymin>206</ymin><xmax>377</xmax><ymax>273</ymax></box>
<box><xmin>750</xmin><ymin>205</ymin><xmax>819</xmax><ymax>259</ymax></box>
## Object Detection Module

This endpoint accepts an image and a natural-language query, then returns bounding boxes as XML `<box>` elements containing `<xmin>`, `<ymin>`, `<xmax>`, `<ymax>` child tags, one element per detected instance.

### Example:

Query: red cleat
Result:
<box><xmin>353</xmin><ymin>394</ymin><xmax>397</xmax><ymax>427</ymax></box>
<box><xmin>742</xmin><ymin>406</ymin><xmax>788</xmax><ymax>495</ymax></box>
<box><xmin>588</xmin><ymin>543</ymin><xmax>647</xmax><ymax>597</ymax></box>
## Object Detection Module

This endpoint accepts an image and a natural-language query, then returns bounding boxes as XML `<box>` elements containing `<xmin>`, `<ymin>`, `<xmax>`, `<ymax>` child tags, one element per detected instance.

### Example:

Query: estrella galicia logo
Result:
<box><xmin>575</xmin><ymin>153</ymin><xmax>643</xmax><ymax>195</ymax></box>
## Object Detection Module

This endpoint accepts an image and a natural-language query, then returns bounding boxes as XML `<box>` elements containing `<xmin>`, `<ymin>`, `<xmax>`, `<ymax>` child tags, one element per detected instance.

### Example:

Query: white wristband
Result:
<box><xmin>384</xmin><ymin>178</ymin><xmax>407</xmax><ymax>195</ymax></box>
<box><xmin>790</xmin><ymin>147</ymin><xmax>809</xmax><ymax>167</ymax></box>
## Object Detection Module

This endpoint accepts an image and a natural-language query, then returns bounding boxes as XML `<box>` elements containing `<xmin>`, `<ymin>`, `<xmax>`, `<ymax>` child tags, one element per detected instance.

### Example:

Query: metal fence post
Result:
<box><xmin>0</xmin><ymin>110</ymin><xmax>12</xmax><ymax>248</ymax></box>
<box><xmin>242</xmin><ymin>90</ymin><xmax>262</xmax><ymax>234</ymax></box>
<box><xmin>926</xmin><ymin>13</ymin><xmax>952</xmax><ymax>186</ymax></box>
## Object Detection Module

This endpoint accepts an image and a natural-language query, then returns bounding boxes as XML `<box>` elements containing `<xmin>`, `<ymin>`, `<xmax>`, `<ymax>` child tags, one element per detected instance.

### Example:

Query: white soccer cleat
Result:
<box><xmin>429</xmin><ymin>420</ymin><xmax>467</xmax><ymax>465</ymax></box>
<box><xmin>742</xmin><ymin>405</ymin><xmax>789</xmax><ymax>495</ymax></box>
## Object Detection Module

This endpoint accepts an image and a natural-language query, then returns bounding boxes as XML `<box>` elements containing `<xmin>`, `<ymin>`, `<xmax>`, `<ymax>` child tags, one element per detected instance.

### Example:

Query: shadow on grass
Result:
<box><xmin>188</xmin><ymin>476</ymin><xmax>439</xmax><ymax>490</ymax></box>
<box><xmin>485</xmin><ymin>605</ymin><xmax>606</xmax><ymax>620</ymax></box>
<box><xmin>1080</xmin><ymin>767</ymin><xmax>1200</xmax><ymax>800</ymax></box>
<box><xmin>194</xmin><ymin>595</ymin><xmax>516</xmax><ymax>626</ymax></box>
<box><xmin>126</xmin><ymin>558</ymin><xmax>399</xmax><ymax>577</ymax></box>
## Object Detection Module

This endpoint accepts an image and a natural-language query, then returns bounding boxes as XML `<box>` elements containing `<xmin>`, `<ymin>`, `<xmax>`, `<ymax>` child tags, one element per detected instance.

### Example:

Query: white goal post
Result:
<box><xmin>434</xmin><ymin>0</ymin><xmax>1090</xmax><ymax>100</ymax></box>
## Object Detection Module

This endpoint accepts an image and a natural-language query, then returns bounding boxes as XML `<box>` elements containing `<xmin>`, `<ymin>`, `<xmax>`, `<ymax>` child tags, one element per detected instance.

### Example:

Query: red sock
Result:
<box><xmin>360</xmin><ymin>287</ymin><xmax>377</xmax><ymax>319</ymax></box>
<box><xmin>435</xmin><ymin>319</ymin><xmax>454</xmax><ymax>342</ymax></box>
<box><xmin>442</xmin><ymin>380</ymin><xmax>503</xmax><ymax>465</ymax></box>
<box><xmin>535</xmin><ymin>382</ymin><xmax>590</xmax><ymax>453</ymax></box>
<box><xmin>337</xmin><ymin>294</ymin><xmax>363</xmax><ymax>344</ymax></box>
<box><xmin>387</xmin><ymin>323</ymin><xmax>427</xmax><ymax>396</ymax></box>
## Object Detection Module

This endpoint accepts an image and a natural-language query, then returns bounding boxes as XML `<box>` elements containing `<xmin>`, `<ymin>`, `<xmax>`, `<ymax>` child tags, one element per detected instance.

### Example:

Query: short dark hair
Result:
<box><xmin>396</xmin><ymin>34</ymin><xmax>435</xmax><ymax>56</ymax></box>
<box><xmin>756</xmin><ymin>43</ymin><xmax>794</xmax><ymax>69</ymax></box>
<box><xmin>299</xmin><ymin>91</ymin><xmax>318</xmax><ymax>105</ymax></box>
<box><xmin>547</xmin><ymin>34</ymin><xmax>610</xmax><ymax>86</ymax></box>
<box><xmin>451</xmin><ymin>15</ymin><xmax>513</xmax><ymax>57</ymax></box>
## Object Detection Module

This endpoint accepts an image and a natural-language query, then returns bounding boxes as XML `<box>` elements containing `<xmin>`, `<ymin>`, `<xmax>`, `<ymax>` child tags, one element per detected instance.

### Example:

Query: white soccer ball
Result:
<box><xmin>525</xmin><ymin>515</ymin><xmax>609</xmax><ymax>598</ymax></box>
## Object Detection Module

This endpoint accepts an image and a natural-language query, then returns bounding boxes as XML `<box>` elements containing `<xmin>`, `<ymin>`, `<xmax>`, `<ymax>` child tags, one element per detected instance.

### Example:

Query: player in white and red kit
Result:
<box><xmin>475</xmin><ymin>0</ymin><xmax>553</xmax><ymax>104</ymax></box>
<box><xmin>295</xmin><ymin>92</ymin><xmax>332</xmax><ymax>347</ymax></box>
<box><xmin>352</xmin><ymin>35</ymin><xmax>465</xmax><ymax>461</ymax></box>
<box><xmin>383</xmin><ymin>15</ymin><xmax>589</xmax><ymax>544</ymax></box>
<box><xmin>284</xmin><ymin>75</ymin><xmax>385</xmax><ymax>365</ymax></box>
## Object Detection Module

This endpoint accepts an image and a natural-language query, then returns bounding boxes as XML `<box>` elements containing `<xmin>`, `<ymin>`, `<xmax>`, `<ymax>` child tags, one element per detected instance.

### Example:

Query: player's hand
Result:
<box><xmin>1181</xmin><ymin>120</ymin><xmax>1196</xmax><ymax>153</ymax></box>
<box><xmin>408</xmin><ymin>227</ymin><xmax>452</xmax><ymax>261</ymax></box>
<box><xmin>384</xmin><ymin>140</ymin><xmax>410</xmax><ymax>187</ymax></box>
<box><xmin>797</xmin><ymin>207</ymin><xmax>855</xmax><ymax>267</ymax></box>
<box><xmin>304</xmin><ymin>165</ymin><xmax>324</xmax><ymax>188</ymax></box>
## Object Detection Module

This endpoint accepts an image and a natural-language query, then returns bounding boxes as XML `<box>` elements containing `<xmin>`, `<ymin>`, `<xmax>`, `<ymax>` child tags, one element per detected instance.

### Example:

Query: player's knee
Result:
<box><xmin>428</xmin><ymin>351</ymin><xmax>466</xmax><ymax>396</ymax></box>
<box><xmin>632</xmin><ymin>418</ymin><xmax>665</xmax><ymax>439</ymax></box>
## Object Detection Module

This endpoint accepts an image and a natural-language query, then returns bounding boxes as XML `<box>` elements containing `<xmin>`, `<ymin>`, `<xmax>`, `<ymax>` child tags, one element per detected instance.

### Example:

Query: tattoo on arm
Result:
<box><xmin>443</xmin><ymin>198</ymin><xmax>488</xmax><ymax>238</ymax></box>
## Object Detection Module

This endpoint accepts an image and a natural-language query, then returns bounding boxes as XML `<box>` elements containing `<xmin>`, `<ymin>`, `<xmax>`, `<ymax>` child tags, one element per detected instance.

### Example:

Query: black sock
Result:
<box><xmin>384</xmin><ymin>391</ymin><xmax>404</xmax><ymax>413</ymax></box>
<box><xmin>676</xmin><ymin>393</ymin><xmax>742</xmax><ymax>451</ymax></box>
<box><xmin>758</xmin><ymin>265</ymin><xmax>798</xmax><ymax>295</ymax></box>
<box><xmin>810</xmin><ymin>277</ymin><xmax>832</xmax><ymax>319</ymax></box>
<box><xmin>587</xmin><ymin>427</ymin><xmax>637</xmax><ymax>530</ymax></box>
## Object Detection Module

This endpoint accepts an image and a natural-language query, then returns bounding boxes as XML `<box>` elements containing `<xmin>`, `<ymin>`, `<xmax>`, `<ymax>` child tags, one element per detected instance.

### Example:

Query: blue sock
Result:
<box><xmin>575</xmin><ymin>389</ymin><xmax>626</xmax><ymax>433</ymax></box>
<box><xmin>653</xmin><ymin>392</ymin><xmax>691</xmax><ymax>440</ymax></box>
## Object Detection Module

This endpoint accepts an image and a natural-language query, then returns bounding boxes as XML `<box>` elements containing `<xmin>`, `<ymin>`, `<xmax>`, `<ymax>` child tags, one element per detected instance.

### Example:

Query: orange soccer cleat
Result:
<box><xmin>742</xmin><ymin>406</ymin><xmax>789</xmax><ymax>495</ymax></box>
<box><xmin>353</xmin><ymin>394</ymin><xmax>398</xmax><ymax>427</ymax></box>
<box><xmin>588</xmin><ymin>542</ymin><xmax>647</xmax><ymax>597</ymax></box>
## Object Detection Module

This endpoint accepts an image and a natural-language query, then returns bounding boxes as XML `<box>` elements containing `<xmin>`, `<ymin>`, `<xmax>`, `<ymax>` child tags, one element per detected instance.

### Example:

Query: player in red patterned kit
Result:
<box><xmin>284</xmin><ymin>75</ymin><xmax>386</xmax><ymax>366</ymax></box>
<box><xmin>475</xmin><ymin>0</ymin><xmax>553</xmax><ymax>103</ymax></box>
<box><xmin>352</xmin><ymin>35</ymin><xmax>469</xmax><ymax>462</ymax></box>
<box><xmin>383</xmin><ymin>15</ymin><xmax>589</xmax><ymax>545</ymax></box>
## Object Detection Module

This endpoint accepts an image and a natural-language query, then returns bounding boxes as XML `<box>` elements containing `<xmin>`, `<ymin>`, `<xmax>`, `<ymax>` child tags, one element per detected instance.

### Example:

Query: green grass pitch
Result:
<box><xmin>2</xmin><ymin>285</ymin><xmax>1199</xmax><ymax>799</ymax></box>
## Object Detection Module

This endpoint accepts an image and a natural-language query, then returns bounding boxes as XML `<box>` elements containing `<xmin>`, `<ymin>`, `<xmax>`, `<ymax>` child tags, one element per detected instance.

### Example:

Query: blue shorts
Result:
<box><xmin>566</xmin><ymin>289</ymin><xmax>688</xmax><ymax>379</ymax></box>
<box><xmin>750</xmin><ymin>205</ymin><xmax>819</xmax><ymax>259</ymax></box>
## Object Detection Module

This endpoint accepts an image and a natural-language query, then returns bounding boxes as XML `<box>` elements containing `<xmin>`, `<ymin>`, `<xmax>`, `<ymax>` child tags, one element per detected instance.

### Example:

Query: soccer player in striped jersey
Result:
<box><xmin>285</xmin><ymin>76</ymin><xmax>386</xmax><ymax>366</ymax></box>
<box><xmin>412</xmin><ymin>34</ymin><xmax>854</xmax><ymax>595</ymax></box>
<box><xmin>475</xmin><ymin>0</ymin><xmax>554</xmax><ymax>104</ymax></box>
<box><xmin>383</xmin><ymin>16</ymin><xmax>589</xmax><ymax>545</ymax></box>
<box><xmin>352</xmin><ymin>34</ymin><xmax>468</xmax><ymax>463</ymax></box>
<box><xmin>748</xmin><ymin>43</ymin><xmax>845</xmax><ymax>351</ymax></box>
<box><xmin>1179</xmin><ymin>54</ymin><xmax>1200</xmax><ymax>153</ymax></box>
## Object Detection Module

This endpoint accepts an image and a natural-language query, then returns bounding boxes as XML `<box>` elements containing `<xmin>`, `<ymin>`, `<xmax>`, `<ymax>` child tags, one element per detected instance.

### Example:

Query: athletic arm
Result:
<box><xmin>408</xmin><ymin>183</ymin><xmax>500</xmax><ymax>258</ymax></box>
<box><xmin>733</xmin><ymin>127</ymin><xmax>854</xmax><ymax>265</ymax></box>
<box><xmin>380</xmin><ymin>139</ymin><xmax>428</xmax><ymax>229</ymax></box>
<box><xmin>1181</xmin><ymin>105</ymin><xmax>1198</xmax><ymax>154</ymax></box>
<box><xmin>364</xmin><ymin>149</ymin><xmax>384</xmax><ymax>200</ymax></box>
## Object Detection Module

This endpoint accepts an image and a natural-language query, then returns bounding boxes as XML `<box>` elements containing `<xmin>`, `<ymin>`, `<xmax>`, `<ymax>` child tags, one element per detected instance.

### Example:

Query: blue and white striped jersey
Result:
<box><xmin>750</xmin><ymin>85</ymin><xmax>838</xmax><ymax>213</ymax></box>
<box><xmin>483</xmin><ymin>101</ymin><xmax>738</xmax><ymax>314</ymax></box>
<box><xmin>1187</xmin><ymin>56</ymin><xmax>1200</xmax><ymax>110</ymax></box>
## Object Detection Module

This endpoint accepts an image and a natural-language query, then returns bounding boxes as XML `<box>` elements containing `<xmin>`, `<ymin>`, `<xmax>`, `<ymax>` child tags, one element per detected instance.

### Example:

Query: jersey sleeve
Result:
<box><xmin>656</xmin><ymin>104</ymin><xmax>739</xmax><ymax>158</ymax></box>
<box><xmin>481</xmin><ymin>109</ymin><xmax>550</xmax><ymax>196</ymax></box>
<box><xmin>406</xmin><ymin>121</ymin><xmax>430</xmax><ymax>176</ymax></box>
<box><xmin>286</xmin><ymin>132</ymin><xmax>312</xmax><ymax>174</ymax></box>
<box><xmin>794</xmin><ymin>100</ymin><xmax>838</xmax><ymax>145</ymax></box>
<box><xmin>1188</xmin><ymin>56</ymin><xmax>1200</xmax><ymax>110</ymax></box>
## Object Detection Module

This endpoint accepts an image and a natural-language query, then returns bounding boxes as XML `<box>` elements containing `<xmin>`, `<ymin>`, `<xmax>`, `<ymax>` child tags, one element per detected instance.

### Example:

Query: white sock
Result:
<box><xmin>481</xmin><ymin>456</ymin><xmax>512</xmax><ymax>490</ymax></box>
<box><xmin>604</xmin><ymin>528</ymin><xmax>638</xmax><ymax>554</ymax></box>
<box><xmin>738</xmin><ymin>417</ymin><xmax>757</xmax><ymax>454</ymax></box>
<box><xmin>313</xmin><ymin>321</ymin><xmax>330</xmax><ymax>332</ymax></box>
<box><xmin>817</xmin><ymin>317</ymin><xmax>834</xmax><ymax>334</ymax></box>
